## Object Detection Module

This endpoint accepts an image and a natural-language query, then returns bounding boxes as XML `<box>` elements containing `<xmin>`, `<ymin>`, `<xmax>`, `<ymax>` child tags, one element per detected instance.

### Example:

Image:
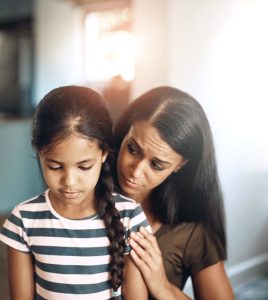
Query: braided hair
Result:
<box><xmin>95</xmin><ymin>158</ymin><xmax>125</xmax><ymax>293</ymax></box>
<box><xmin>32</xmin><ymin>85</ymin><xmax>125</xmax><ymax>296</ymax></box>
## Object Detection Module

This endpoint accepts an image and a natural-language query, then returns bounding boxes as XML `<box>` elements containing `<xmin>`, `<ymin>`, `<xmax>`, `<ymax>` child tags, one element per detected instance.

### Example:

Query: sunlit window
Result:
<box><xmin>84</xmin><ymin>7</ymin><xmax>135</xmax><ymax>83</ymax></box>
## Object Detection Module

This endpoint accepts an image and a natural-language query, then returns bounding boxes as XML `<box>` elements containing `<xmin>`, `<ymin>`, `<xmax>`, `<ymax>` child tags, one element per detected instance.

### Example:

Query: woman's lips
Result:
<box><xmin>121</xmin><ymin>175</ymin><xmax>139</xmax><ymax>189</ymax></box>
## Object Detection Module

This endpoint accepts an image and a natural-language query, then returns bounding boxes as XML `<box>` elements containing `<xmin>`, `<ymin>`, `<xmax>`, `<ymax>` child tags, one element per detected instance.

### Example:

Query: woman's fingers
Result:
<box><xmin>129</xmin><ymin>235</ymin><xmax>154</xmax><ymax>267</ymax></box>
<box><xmin>139</xmin><ymin>226</ymin><xmax>162</xmax><ymax>254</ymax></box>
<box><xmin>129</xmin><ymin>230</ymin><xmax>163</xmax><ymax>273</ymax></box>
<box><xmin>130</xmin><ymin>228</ymin><xmax>161</xmax><ymax>256</ymax></box>
<box><xmin>128</xmin><ymin>230</ymin><xmax>171</xmax><ymax>298</ymax></box>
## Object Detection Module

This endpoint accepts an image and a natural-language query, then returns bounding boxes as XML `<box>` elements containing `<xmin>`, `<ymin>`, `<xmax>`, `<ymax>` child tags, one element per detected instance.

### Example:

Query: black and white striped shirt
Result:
<box><xmin>0</xmin><ymin>190</ymin><xmax>149</xmax><ymax>299</ymax></box>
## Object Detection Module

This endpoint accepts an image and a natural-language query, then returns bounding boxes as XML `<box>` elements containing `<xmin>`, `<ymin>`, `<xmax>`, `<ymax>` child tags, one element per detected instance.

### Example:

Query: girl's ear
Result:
<box><xmin>102</xmin><ymin>151</ymin><xmax>108</xmax><ymax>163</ymax></box>
<box><xmin>174</xmin><ymin>158</ymin><xmax>189</xmax><ymax>173</ymax></box>
<box><xmin>37</xmin><ymin>151</ymin><xmax>42</xmax><ymax>160</ymax></box>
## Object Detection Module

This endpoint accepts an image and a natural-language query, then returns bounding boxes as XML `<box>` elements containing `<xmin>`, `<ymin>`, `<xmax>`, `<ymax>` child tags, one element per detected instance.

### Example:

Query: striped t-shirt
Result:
<box><xmin>0</xmin><ymin>190</ymin><xmax>149</xmax><ymax>299</ymax></box>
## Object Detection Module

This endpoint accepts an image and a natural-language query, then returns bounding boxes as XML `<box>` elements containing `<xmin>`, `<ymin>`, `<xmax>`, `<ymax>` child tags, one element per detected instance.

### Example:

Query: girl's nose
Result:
<box><xmin>62</xmin><ymin>170</ymin><xmax>76</xmax><ymax>187</ymax></box>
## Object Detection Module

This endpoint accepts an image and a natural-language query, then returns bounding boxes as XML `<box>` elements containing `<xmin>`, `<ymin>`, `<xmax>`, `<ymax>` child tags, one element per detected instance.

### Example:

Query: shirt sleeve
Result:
<box><xmin>183</xmin><ymin>223</ymin><xmax>224</xmax><ymax>275</ymax></box>
<box><xmin>0</xmin><ymin>205</ymin><xmax>30</xmax><ymax>252</ymax></box>
<box><xmin>124</xmin><ymin>203</ymin><xmax>151</xmax><ymax>254</ymax></box>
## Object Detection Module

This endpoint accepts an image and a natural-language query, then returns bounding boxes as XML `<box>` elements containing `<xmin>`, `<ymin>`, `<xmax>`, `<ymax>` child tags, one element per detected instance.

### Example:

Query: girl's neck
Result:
<box><xmin>49</xmin><ymin>191</ymin><xmax>96</xmax><ymax>219</ymax></box>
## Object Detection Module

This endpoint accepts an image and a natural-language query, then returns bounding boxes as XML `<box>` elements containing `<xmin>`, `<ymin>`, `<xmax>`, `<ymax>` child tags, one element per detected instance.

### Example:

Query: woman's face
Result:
<box><xmin>117</xmin><ymin>120</ymin><xmax>187</xmax><ymax>203</ymax></box>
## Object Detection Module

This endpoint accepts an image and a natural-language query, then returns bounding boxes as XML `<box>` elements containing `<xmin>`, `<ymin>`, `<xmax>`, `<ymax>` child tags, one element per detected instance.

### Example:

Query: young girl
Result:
<box><xmin>0</xmin><ymin>86</ymin><xmax>149</xmax><ymax>299</ymax></box>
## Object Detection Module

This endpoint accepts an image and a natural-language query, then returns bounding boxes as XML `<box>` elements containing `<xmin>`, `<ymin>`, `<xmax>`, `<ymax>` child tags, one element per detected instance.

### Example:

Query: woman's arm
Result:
<box><xmin>122</xmin><ymin>254</ymin><xmax>148</xmax><ymax>300</ymax></box>
<box><xmin>7</xmin><ymin>246</ymin><xmax>35</xmax><ymax>300</ymax></box>
<box><xmin>129</xmin><ymin>227</ymin><xmax>191</xmax><ymax>300</ymax></box>
<box><xmin>192</xmin><ymin>261</ymin><xmax>235</xmax><ymax>300</ymax></box>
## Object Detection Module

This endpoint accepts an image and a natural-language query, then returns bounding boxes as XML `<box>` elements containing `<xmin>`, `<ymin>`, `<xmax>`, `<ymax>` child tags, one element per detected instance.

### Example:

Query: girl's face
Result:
<box><xmin>117</xmin><ymin>121</ymin><xmax>187</xmax><ymax>203</ymax></box>
<box><xmin>39</xmin><ymin>134</ymin><xmax>107</xmax><ymax>211</ymax></box>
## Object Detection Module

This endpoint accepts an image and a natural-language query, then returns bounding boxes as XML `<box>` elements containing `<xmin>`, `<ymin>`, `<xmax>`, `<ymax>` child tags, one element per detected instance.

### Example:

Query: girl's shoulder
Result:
<box><xmin>10</xmin><ymin>192</ymin><xmax>47</xmax><ymax>216</ymax></box>
<box><xmin>112</xmin><ymin>192</ymin><xmax>144</xmax><ymax>217</ymax></box>
<box><xmin>112</xmin><ymin>192</ymin><xmax>138</xmax><ymax>207</ymax></box>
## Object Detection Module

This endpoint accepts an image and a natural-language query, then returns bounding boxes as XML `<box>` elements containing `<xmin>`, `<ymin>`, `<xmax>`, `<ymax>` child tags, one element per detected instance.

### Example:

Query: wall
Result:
<box><xmin>131</xmin><ymin>0</ymin><xmax>169</xmax><ymax>97</ymax></box>
<box><xmin>34</xmin><ymin>0</ymin><xmax>84</xmax><ymax>102</ymax></box>
<box><xmin>0</xmin><ymin>120</ymin><xmax>44</xmax><ymax>214</ymax></box>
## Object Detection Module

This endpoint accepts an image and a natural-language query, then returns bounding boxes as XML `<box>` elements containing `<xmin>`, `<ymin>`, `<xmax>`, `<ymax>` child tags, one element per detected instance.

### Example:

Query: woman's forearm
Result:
<box><xmin>155</xmin><ymin>280</ymin><xmax>191</xmax><ymax>300</ymax></box>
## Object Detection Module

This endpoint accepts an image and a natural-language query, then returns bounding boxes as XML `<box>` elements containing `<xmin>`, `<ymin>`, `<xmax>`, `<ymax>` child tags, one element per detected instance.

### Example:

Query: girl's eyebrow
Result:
<box><xmin>77</xmin><ymin>159</ymin><xmax>96</xmax><ymax>164</ymax></box>
<box><xmin>45</xmin><ymin>158</ymin><xmax>96</xmax><ymax>164</ymax></box>
<box><xmin>129</xmin><ymin>137</ymin><xmax>172</xmax><ymax>166</ymax></box>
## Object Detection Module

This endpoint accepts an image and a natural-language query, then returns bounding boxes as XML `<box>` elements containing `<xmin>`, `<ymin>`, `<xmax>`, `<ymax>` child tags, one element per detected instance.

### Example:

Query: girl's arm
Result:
<box><xmin>129</xmin><ymin>227</ymin><xmax>235</xmax><ymax>300</ymax></box>
<box><xmin>7</xmin><ymin>246</ymin><xmax>35</xmax><ymax>300</ymax></box>
<box><xmin>122</xmin><ymin>254</ymin><xmax>148</xmax><ymax>300</ymax></box>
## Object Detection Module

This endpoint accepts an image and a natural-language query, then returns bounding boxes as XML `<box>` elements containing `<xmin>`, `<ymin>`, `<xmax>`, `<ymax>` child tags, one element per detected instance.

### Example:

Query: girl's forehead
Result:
<box><xmin>41</xmin><ymin>134</ymin><xmax>99</xmax><ymax>154</ymax></box>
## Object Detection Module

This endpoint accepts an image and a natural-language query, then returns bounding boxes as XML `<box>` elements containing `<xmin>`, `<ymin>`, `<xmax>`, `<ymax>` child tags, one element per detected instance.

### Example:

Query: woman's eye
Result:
<box><xmin>127</xmin><ymin>143</ymin><xmax>138</xmax><ymax>155</ymax></box>
<box><xmin>150</xmin><ymin>160</ymin><xmax>164</xmax><ymax>171</ymax></box>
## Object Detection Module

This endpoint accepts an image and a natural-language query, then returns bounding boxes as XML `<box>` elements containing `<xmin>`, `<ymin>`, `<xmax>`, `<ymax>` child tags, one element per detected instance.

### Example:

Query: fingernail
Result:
<box><xmin>139</xmin><ymin>226</ymin><xmax>145</xmax><ymax>232</ymax></box>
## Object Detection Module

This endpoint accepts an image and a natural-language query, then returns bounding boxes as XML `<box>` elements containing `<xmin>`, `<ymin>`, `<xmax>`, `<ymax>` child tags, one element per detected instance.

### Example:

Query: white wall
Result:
<box><xmin>131</xmin><ymin>0</ymin><xmax>169</xmax><ymax>97</ymax></box>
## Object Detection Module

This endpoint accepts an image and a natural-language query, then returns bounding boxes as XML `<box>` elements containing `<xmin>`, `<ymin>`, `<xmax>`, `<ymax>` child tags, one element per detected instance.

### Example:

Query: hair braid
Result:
<box><xmin>95</xmin><ymin>159</ymin><xmax>125</xmax><ymax>296</ymax></box>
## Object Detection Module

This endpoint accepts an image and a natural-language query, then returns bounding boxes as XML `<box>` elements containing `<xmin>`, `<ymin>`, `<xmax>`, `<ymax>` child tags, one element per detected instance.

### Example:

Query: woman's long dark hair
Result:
<box><xmin>114</xmin><ymin>86</ymin><xmax>226</xmax><ymax>258</ymax></box>
<box><xmin>32</xmin><ymin>85</ymin><xmax>125</xmax><ymax>294</ymax></box>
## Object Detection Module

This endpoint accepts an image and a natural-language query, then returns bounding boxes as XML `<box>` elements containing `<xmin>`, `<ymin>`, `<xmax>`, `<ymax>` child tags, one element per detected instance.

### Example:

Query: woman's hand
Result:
<box><xmin>129</xmin><ymin>227</ymin><xmax>191</xmax><ymax>300</ymax></box>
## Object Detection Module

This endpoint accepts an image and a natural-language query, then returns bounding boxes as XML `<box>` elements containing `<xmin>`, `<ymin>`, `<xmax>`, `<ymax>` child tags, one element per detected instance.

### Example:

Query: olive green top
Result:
<box><xmin>149</xmin><ymin>222</ymin><xmax>224</xmax><ymax>299</ymax></box>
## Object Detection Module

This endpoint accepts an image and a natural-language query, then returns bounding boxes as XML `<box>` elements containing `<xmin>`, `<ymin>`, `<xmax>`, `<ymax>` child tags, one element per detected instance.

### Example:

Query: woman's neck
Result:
<box><xmin>137</xmin><ymin>195</ymin><xmax>162</xmax><ymax>234</ymax></box>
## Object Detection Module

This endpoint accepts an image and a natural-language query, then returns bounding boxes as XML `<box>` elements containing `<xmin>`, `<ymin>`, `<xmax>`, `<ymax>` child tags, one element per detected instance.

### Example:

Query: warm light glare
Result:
<box><xmin>85</xmin><ymin>10</ymin><xmax>135</xmax><ymax>83</ymax></box>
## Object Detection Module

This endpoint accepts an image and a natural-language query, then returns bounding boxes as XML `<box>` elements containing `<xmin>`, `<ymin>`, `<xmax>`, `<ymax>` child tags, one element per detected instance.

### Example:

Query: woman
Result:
<box><xmin>113</xmin><ymin>86</ymin><xmax>235</xmax><ymax>299</ymax></box>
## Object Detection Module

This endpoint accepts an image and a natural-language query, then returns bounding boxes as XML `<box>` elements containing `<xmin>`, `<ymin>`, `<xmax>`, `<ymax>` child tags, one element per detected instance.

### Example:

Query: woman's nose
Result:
<box><xmin>131</xmin><ymin>160</ymin><xmax>145</xmax><ymax>179</ymax></box>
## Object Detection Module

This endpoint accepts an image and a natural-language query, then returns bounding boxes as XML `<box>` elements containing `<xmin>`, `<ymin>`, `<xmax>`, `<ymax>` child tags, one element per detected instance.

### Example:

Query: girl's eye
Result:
<box><xmin>127</xmin><ymin>142</ymin><xmax>138</xmax><ymax>155</ymax></box>
<box><xmin>79</xmin><ymin>166</ymin><xmax>93</xmax><ymax>171</ymax></box>
<box><xmin>48</xmin><ymin>165</ymin><xmax>62</xmax><ymax>170</ymax></box>
<box><xmin>150</xmin><ymin>160</ymin><xmax>164</xmax><ymax>171</ymax></box>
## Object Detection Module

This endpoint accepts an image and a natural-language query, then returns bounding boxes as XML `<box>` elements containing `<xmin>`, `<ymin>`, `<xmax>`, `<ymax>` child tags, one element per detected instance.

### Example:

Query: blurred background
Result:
<box><xmin>0</xmin><ymin>0</ymin><xmax>268</xmax><ymax>298</ymax></box>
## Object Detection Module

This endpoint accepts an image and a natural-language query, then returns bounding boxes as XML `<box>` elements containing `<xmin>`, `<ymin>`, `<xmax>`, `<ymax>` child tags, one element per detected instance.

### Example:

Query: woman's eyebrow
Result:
<box><xmin>129</xmin><ymin>137</ymin><xmax>143</xmax><ymax>151</ymax></box>
<box><xmin>153</xmin><ymin>158</ymin><xmax>172</xmax><ymax>165</ymax></box>
<box><xmin>130</xmin><ymin>138</ymin><xmax>172</xmax><ymax>165</ymax></box>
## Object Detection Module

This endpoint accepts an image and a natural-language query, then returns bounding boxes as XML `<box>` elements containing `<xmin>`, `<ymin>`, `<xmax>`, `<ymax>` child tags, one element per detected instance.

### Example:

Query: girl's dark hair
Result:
<box><xmin>114</xmin><ymin>86</ymin><xmax>226</xmax><ymax>258</ymax></box>
<box><xmin>32</xmin><ymin>85</ymin><xmax>125</xmax><ymax>294</ymax></box>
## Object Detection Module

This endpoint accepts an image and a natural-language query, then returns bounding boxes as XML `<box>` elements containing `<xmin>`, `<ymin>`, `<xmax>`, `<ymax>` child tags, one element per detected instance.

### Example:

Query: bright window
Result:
<box><xmin>84</xmin><ymin>6</ymin><xmax>135</xmax><ymax>83</ymax></box>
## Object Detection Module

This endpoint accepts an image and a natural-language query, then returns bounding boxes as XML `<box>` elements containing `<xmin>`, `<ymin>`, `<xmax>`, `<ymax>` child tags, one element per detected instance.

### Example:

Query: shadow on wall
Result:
<box><xmin>0</xmin><ymin>118</ymin><xmax>44</xmax><ymax>214</ymax></box>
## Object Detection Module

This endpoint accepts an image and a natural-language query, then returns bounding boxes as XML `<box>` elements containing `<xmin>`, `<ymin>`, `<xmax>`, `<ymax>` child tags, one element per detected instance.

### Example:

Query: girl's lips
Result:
<box><xmin>61</xmin><ymin>191</ymin><xmax>80</xmax><ymax>199</ymax></box>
